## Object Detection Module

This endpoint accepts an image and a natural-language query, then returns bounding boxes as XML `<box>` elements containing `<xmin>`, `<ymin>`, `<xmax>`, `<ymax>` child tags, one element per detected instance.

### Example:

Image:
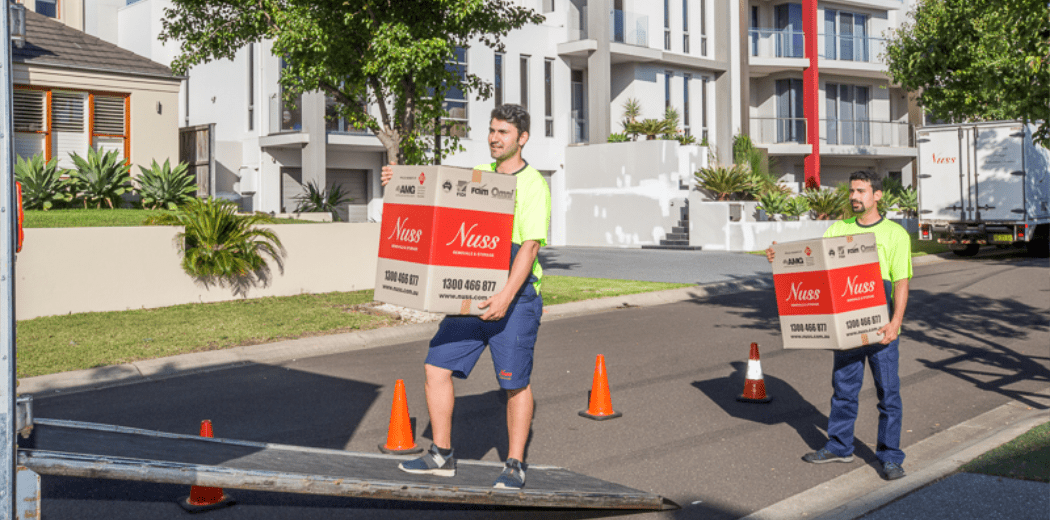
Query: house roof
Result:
<box><xmin>13</xmin><ymin>10</ymin><xmax>178</xmax><ymax>81</ymax></box>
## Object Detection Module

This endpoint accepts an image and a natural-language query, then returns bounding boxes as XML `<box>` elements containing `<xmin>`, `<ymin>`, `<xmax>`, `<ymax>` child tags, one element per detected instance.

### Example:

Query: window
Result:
<box><xmin>494</xmin><ymin>53</ymin><xmax>504</xmax><ymax>107</ymax></box>
<box><xmin>824</xmin><ymin>10</ymin><xmax>868</xmax><ymax>61</ymax></box>
<box><xmin>775</xmin><ymin>4</ymin><xmax>804</xmax><ymax>58</ymax></box>
<box><xmin>776</xmin><ymin>79</ymin><xmax>805</xmax><ymax>143</ymax></box>
<box><xmin>277</xmin><ymin>59</ymin><xmax>302</xmax><ymax>132</ymax></box>
<box><xmin>665</xmin><ymin>71</ymin><xmax>673</xmax><ymax>109</ymax></box>
<box><xmin>542</xmin><ymin>0</ymin><xmax>555</xmax><ymax>12</ymax></box>
<box><xmin>520</xmin><ymin>55</ymin><xmax>530</xmax><ymax>110</ymax></box>
<box><xmin>325</xmin><ymin>95</ymin><xmax>370</xmax><ymax>134</ymax></box>
<box><xmin>700</xmin><ymin>76</ymin><xmax>708</xmax><ymax>141</ymax></box>
<box><xmin>13</xmin><ymin>87</ymin><xmax>129</xmax><ymax>169</ymax></box>
<box><xmin>683</xmin><ymin>73</ymin><xmax>691</xmax><ymax>135</ymax></box>
<box><xmin>544</xmin><ymin>58</ymin><xmax>554</xmax><ymax>137</ymax></box>
<box><xmin>663</xmin><ymin>0</ymin><xmax>671</xmax><ymax>50</ymax></box>
<box><xmin>35</xmin><ymin>0</ymin><xmax>57</xmax><ymax>18</ymax></box>
<box><xmin>247</xmin><ymin>43</ymin><xmax>255</xmax><ymax>131</ymax></box>
<box><xmin>571</xmin><ymin>69</ymin><xmax>586</xmax><ymax>143</ymax></box>
<box><xmin>699</xmin><ymin>0</ymin><xmax>707</xmax><ymax>54</ymax></box>
<box><xmin>826</xmin><ymin>83</ymin><xmax>870</xmax><ymax>145</ymax></box>
<box><xmin>750</xmin><ymin>6</ymin><xmax>759</xmax><ymax>56</ymax></box>
<box><xmin>682</xmin><ymin>0</ymin><xmax>689</xmax><ymax>53</ymax></box>
<box><xmin>443</xmin><ymin>46</ymin><xmax>469</xmax><ymax>138</ymax></box>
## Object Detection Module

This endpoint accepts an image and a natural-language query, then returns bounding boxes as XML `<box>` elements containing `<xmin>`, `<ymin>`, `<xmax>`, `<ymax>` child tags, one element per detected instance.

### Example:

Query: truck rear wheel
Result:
<box><xmin>950</xmin><ymin>244</ymin><xmax>980</xmax><ymax>257</ymax></box>
<box><xmin>1027</xmin><ymin>239</ymin><xmax>1050</xmax><ymax>258</ymax></box>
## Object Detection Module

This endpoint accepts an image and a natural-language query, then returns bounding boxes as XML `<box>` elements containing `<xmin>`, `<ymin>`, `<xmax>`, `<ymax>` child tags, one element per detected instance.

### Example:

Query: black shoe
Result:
<box><xmin>882</xmin><ymin>461</ymin><xmax>905</xmax><ymax>480</ymax></box>
<box><xmin>802</xmin><ymin>448</ymin><xmax>855</xmax><ymax>464</ymax></box>
<box><xmin>493</xmin><ymin>458</ymin><xmax>525</xmax><ymax>489</ymax></box>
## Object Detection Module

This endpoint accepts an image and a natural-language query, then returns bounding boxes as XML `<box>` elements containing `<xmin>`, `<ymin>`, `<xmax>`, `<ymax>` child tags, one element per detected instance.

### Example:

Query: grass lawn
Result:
<box><xmin>960</xmin><ymin>421</ymin><xmax>1050</xmax><ymax>482</ymax></box>
<box><xmin>15</xmin><ymin>276</ymin><xmax>690</xmax><ymax>378</ymax></box>
<box><xmin>24</xmin><ymin>209</ymin><xmax>314</xmax><ymax>228</ymax></box>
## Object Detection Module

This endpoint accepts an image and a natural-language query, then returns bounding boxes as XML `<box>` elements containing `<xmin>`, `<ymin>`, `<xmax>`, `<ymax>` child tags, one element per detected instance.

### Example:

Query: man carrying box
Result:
<box><xmin>381</xmin><ymin>104</ymin><xmax>551</xmax><ymax>489</ymax></box>
<box><xmin>766</xmin><ymin>170</ymin><xmax>912</xmax><ymax>481</ymax></box>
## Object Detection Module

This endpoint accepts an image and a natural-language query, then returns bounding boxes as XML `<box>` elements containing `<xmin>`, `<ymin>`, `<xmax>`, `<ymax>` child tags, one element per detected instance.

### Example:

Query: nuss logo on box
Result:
<box><xmin>445</xmin><ymin>222</ymin><xmax>500</xmax><ymax>250</ymax></box>
<box><xmin>388</xmin><ymin>217</ymin><xmax>423</xmax><ymax>244</ymax></box>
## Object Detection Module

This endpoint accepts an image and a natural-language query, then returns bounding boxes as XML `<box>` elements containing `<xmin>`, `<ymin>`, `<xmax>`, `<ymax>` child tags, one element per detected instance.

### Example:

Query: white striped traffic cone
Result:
<box><xmin>737</xmin><ymin>342</ymin><xmax>773</xmax><ymax>403</ymax></box>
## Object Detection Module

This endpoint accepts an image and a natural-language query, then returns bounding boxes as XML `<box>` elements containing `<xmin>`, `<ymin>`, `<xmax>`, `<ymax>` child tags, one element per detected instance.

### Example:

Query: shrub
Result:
<box><xmin>695</xmin><ymin>164</ymin><xmax>753</xmax><ymax>201</ymax></box>
<box><xmin>805</xmin><ymin>187</ymin><xmax>849</xmax><ymax>220</ymax></box>
<box><xmin>14</xmin><ymin>154</ymin><xmax>73</xmax><ymax>210</ymax></box>
<box><xmin>145</xmin><ymin>198</ymin><xmax>285</xmax><ymax>285</ymax></box>
<box><xmin>785</xmin><ymin>195</ymin><xmax>812</xmax><ymax>219</ymax></box>
<box><xmin>294</xmin><ymin>181</ymin><xmax>352</xmax><ymax>221</ymax></box>
<box><xmin>607</xmin><ymin>132</ymin><xmax>631</xmax><ymax>143</ymax></box>
<box><xmin>625</xmin><ymin>118</ymin><xmax>674</xmax><ymax>140</ymax></box>
<box><xmin>756</xmin><ymin>190</ymin><xmax>791</xmax><ymax>220</ymax></box>
<box><xmin>893</xmin><ymin>186</ymin><xmax>918</xmax><ymax>218</ymax></box>
<box><xmin>68</xmin><ymin>148</ymin><xmax>133</xmax><ymax>209</ymax></box>
<box><xmin>136</xmin><ymin>159</ymin><xmax>197</xmax><ymax>210</ymax></box>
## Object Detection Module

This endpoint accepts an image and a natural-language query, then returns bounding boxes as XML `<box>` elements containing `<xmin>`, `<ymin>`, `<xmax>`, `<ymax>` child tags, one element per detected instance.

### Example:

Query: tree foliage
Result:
<box><xmin>885</xmin><ymin>0</ymin><xmax>1050</xmax><ymax>146</ymax></box>
<box><xmin>160</xmin><ymin>0</ymin><xmax>543</xmax><ymax>164</ymax></box>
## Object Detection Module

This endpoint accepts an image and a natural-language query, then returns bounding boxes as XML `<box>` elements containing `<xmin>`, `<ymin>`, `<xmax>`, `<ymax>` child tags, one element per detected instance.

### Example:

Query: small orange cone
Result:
<box><xmin>379</xmin><ymin>379</ymin><xmax>423</xmax><ymax>454</ymax></box>
<box><xmin>579</xmin><ymin>355</ymin><xmax>622</xmax><ymax>420</ymax></box>
<box><xmin>737</xmin><ymin>343</ymin><xmax>773</xmax><ymax>403</ymax></box>
<box><xmin>178</xmin><ymin>420</ymin><xmax>235</xmax><ymax>512</ymax></box>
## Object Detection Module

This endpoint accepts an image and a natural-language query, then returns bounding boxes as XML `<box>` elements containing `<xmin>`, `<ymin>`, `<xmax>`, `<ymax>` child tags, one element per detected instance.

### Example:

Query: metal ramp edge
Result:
<box><xmin>19</xmin><ymin>419</ymin><xmax>672</xmax><ymax>510</ymax></box>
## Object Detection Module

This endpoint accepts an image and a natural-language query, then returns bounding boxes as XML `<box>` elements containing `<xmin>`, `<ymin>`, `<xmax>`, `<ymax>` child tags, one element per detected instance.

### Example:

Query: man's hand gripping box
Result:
<box><xmin>771</xmin><ymin>234</ymin><xmax>889</xmax><ymax>350</ymax></box>
<box><xmin>375</xmin><ymin>165</ymin><xmax>517</xmax><ymax>315</ymax></box>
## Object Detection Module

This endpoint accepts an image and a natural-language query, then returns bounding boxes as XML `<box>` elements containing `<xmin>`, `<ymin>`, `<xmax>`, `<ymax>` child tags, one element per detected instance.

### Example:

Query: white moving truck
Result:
<box><xmin>915</xmin><ymin>121</ymin><xmax>1050</xmax><ymax>256</ymax></box>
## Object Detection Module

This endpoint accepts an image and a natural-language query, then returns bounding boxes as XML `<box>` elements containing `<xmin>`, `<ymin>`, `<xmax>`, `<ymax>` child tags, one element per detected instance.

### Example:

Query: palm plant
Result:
<box><xmin>68</xmin><ymin>148</ymin><xmax>133</xmax><ymax>209</ymax></box>
<box><xmin>14</xmin><ymin>154</ymin><xmax>73</xmax><ymax>210</ymax></box>
<box><xmin>294</xmin><ymin>181</ymin><xmax>352</xmax><ymax>221</ymax></box>
<box><xmin>756</xmin><ymin>190</ymin><xmax>791</xmax><ymax>220</ymax></box>
<box><xmin>626</xmin><ymin>118</ymin><xmax>675</xmax><ymax>140</ymax></box>
<box><xmin>805</xmin><ymin>187</ymin><xmax>849</xmax><ymax>220</ymax></box>
<box><xmin>893</xmin><ymin>186</ymin><xmax>918</xmax><ymax>218</ymax></box>
<box><xmin>145</xmin><ymin>198</ymin><xmax>285</xmax><ymax>285</ymax></box>
<box><xmin>694</xmin><ymin>164</ymin><xmax>753</xmax><ymax>201</ymax></box>
<box><xmin>785</xmin><ymin>195</ymin><xmax>812</xmax><ymax>219</ymax></box>
<box><xmin>136</xmin><ymin>159</ymin><xmax>197</xmax><ymax>210</ymax></box>
<box><xmin>621</xmin><ymin>98</ymin><xmax>642</xmax><ymax>140</ymax></box>
<box><xmin>607</xmin><ymin>132</ymin><xmax>630</xmax><ymax>143</ymax></box>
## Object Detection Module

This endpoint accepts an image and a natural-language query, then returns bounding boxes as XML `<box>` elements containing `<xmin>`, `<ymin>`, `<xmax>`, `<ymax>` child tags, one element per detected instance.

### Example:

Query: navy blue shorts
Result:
<box><xmin>426</xmin><ymin>284</ymin><xmax>543</xmax><ymax>390</ymax></box>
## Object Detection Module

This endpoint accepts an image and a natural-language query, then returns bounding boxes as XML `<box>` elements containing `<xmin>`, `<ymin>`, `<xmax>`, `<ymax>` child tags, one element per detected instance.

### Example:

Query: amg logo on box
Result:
<box><xmin>771</xmin><ymin>233</ymin><xmax>889</xmax><ymax>350</ymax></box>
<box><xmin>376</xmin><ymin>165</ymin><xmax>518</xmax><ymax>315</ymax></box>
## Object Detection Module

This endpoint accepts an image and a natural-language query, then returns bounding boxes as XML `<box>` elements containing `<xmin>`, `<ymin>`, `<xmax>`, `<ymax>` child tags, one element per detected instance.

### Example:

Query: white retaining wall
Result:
<box><xmin>14</xmin><ymin>223</ymin><xmax>380</xmax><ymax>320</ymax></box>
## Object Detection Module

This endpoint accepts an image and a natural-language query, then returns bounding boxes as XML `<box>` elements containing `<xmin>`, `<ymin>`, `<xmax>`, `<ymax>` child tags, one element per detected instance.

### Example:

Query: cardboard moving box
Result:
<box><xmin>375</xmin><ymin>166</ymin><xmax>517</xmax><ymax>315</ymax></box>
<box><xmin>771</xmin><ymin>234</ymin><xmax>889</xmax><ymax>350</ymax></box>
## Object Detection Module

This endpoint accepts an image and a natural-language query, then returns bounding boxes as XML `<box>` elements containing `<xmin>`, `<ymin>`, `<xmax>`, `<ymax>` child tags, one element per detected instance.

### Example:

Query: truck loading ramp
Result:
<box><xmin>18</xmin><ymin>418</ymin><xmax>672</xmax><ymax>510</ymax></box>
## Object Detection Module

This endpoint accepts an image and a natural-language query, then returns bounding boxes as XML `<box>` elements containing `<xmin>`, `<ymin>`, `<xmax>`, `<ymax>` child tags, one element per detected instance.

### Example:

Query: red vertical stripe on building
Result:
<box><xmin>803</xmin><ymin>0</ymin><xmax>820</xmax><ymax>187</ymax></box>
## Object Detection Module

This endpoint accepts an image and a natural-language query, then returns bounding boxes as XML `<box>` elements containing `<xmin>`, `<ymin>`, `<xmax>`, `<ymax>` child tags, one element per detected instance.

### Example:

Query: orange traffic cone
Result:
<box><xmin>579</xmin><ymin>355</ymin><xmax>622</xmax><ymax>420</ymax></box>
<box><xmin>178</xmin><ymin>420</ymin><xmax>235</xmax><ymax>512</ymax></box>
<box><xmin>737</xmin><ymin>343</ymin><xmax>773</xmax><ymax>403</ymax></box>
<box><xmin>379</xmin><ymin>379</ymin><xmax>423</xmax><ymax>454</ymax></box>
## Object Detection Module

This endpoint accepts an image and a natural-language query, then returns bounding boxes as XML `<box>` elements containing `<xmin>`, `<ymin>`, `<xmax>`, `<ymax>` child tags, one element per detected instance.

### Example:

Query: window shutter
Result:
<box><xmin>93</xmin><ymin>95</ymin><xmax>125</xmax><ymax>135</ymax></box>
<box><xmin>51</xmin><ymin>91</ymin><xmax>88</xmax><ymax>169</ymax></box>
<box><xmin>13</xmin><ymin>90</ymin><xmax>45</xmax><ymax>160</ymax></box>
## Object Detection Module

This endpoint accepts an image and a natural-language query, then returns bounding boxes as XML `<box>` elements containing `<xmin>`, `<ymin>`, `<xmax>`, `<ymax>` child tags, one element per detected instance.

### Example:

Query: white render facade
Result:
<box><xmin>70</xmin><ymin>0</ymin><xmax>916</xmax><ymax>246</ymax></box>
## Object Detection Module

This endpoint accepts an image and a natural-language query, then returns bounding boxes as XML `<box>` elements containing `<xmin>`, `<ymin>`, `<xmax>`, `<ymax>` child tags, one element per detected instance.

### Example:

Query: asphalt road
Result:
<box><xmin>31</xmin><ymin>248</ymin><xmax>1050</xmax><ymax>520</ymax></box>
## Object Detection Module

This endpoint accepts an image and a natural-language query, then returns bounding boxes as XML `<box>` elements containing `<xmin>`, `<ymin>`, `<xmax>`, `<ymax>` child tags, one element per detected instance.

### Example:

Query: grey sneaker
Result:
<box><xmin>882</xmin><ymin>461</ymin><xmax>905</xmax><ymax>480</ymax></box>
<box><xmin>398</xmin><ymin>444</ymin><xmax>456</xmax><ymax>477</ymax></box>
<box><xmin>802</xmin><ymin>448</ymin><xmax>854</xmax><ymax>464</ymax></box>
<box><xmin>493</xmin><ymin>458</ymin><xmax>526</xmax><ymax>489</ymax></box>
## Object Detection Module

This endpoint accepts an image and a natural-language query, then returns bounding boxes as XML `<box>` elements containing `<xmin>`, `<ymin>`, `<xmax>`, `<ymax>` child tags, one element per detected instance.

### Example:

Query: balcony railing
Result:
<box><xmin>750</xmin><ymin>117</ymin><xmax>807</xmax><ymax>144</ymax></box>
<box><xmin>750</xmin><ymin>117</ymin><xmax>912</xmax><ymax>147</ymax></box>
<box><xmin>818</xmin><ymin>34</ymin><xmax>886</xmax><ymax>63</ymax></box>
<box><xmin>569</xmin><ymin>5</ymin><xmax>588</xmax><ymax>40</ymax></box>
<box><xmin>820</xmin><ymin>119</ymin><xmax>911</xmax><ymax>147</ymax></box>
<box><xmin>611</xmin><ymin>9</ymin><xmax>648</xmax><ymax>47</ymax></box>
<box><xmin>749</xmin><ymin>28</ymin><xmax>805</xmax><ymax>58</ymax></box>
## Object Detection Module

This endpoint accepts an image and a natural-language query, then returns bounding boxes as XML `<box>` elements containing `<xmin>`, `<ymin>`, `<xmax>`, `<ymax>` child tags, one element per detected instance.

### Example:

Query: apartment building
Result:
<box><xmin>47</xmin><ymin>0</ymin><xmax>916</xmax><ymax>245</ymax></box>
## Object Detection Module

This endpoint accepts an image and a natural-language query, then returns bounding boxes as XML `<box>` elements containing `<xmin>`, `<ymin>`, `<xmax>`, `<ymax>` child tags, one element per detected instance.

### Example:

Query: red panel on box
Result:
<box><xmin>378</xmin><ymin>203</ymin><xmax>436</xmax><ymax>265</ymax></box>
<box><xmin>774</xmin><ymin>271</ymin><xmax>834</xmax><ymax>316</ymax></box>
<box><xmin>431</xmin><ymin>207</ymin><xmax>513</xmax><ymax>270</ymax></box>
<box><xmin>774</xmin><ymin>262</ymin><xmax>885</xmax><ymax>316</ymax></box>
<box><xmin>827</xmin><ymin>262</ymin><xmax>886</xmax><ymax>312</ymax></box>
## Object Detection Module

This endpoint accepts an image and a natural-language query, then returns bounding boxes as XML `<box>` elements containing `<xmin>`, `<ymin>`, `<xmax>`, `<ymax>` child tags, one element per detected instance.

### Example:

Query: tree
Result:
<box><xmin>161</xmin><ymin>0</ymin><xmax>543</xmax><ymax>164</ymax></box>
<box><xmin>885</xmin><ymin>0</ymin><xmax>1050</xmax><ymax>146</ymax></box>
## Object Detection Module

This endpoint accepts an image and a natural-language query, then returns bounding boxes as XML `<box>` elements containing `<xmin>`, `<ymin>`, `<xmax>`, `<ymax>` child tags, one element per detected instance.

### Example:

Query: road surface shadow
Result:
<box><xmin>692</xmin><ymin>361</ymin><xmax>880</xmax><ymax>464</ymax></box>
<box><xmin>419</xmin><ymin>389</ymin><xmax>535</xmax><ymax>463</ymax></box>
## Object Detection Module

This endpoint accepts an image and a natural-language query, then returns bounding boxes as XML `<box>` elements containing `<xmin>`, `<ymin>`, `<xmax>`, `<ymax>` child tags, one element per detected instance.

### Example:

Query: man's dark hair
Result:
<box><xmin>491</xmin><ymin>104</ymin><xmax>530</xmax><ymax>136</ymax></box>
<box><xmin>849</xmin><ymin>170</ymin><xmax>883</xmax><ymax>192</ymax></box>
